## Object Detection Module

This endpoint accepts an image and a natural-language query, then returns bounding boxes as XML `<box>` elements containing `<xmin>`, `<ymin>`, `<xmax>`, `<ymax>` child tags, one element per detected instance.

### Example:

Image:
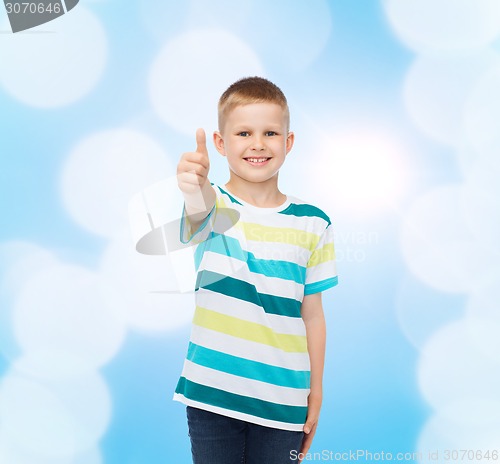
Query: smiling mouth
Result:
<box><xmin>244</xmin><ymin>157</ymin><xmax>271</xmax><ymax>164</ymax></box>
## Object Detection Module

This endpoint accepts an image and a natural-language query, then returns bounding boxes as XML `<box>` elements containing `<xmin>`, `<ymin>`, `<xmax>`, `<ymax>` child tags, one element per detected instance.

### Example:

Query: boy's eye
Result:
<box><xmin>265</xmin><ymin>131</ymin><xmax>277</xmax><ymax>136</ymax></box>
<box><xmin>238</xmin><ymin>131</ymin><xmax>250</xmax><ymax>137</ymax></box>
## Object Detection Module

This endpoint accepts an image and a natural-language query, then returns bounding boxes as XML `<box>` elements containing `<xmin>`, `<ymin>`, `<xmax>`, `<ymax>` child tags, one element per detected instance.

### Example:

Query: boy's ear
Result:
<box><xmin>213</xmin><ymin>131</ymin><xmax>226</xmax><ymax>156</ymax></box>
<box><xmin>286</xmin><ymin>131</ymin><xmax>295</xmax><ymax>154</ymax></box>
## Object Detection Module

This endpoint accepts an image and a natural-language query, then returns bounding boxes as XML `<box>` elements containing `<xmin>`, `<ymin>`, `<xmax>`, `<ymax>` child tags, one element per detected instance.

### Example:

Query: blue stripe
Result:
<box><xmin>194</xmin><ymin>232</ymin><xmax>306</xmax><ymax>283</ymax></box>
<box><xmin>187</xmin><ymin>342</ymin><xmax>310</xmax><ymax>389</ymax></box>
<box><xmin>179</xmin><ymin>202</ymin><xmax>216</xmax><ymax>244</ymax></box>
<box><xmin>195</xmin><ymin>270</ymin><xmax>302</xmax><ymax>318</ymax></box>
<box><xmin>304</xmin><ymin>276</ymin><xmax>338</xmax><ymax>295</ymax></box>
<box><xmin>279</xmin><ymin>203</ymin><xmax>331</xmax><ymax>226</ymax></box>
<box><xmin>175</xmin><ymin>377</ymin><xmax>307</xmax><ymax>424</ymax></box>
<box><xmin>217</xmin><ymin>186</ymin><xmax>243</xmax><ymax>205</ymax></box>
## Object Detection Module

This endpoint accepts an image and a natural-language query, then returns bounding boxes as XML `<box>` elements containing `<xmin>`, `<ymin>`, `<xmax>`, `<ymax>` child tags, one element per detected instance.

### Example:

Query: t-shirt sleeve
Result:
<box><xmin>179</xmin><ymin>190</ymin><xmax>218</xmax><ymax>245</ymax></box>
<box><xmin>304</xmin><ymin>223</ymin><xmax>338</xmax><ymax>295</ymax></box>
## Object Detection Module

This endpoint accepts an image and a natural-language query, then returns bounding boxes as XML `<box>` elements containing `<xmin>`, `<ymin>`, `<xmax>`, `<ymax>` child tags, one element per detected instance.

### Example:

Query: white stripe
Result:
<box><xmin>216</xmin><ymin>193</ymin><xmax>327</xmax><ymax>231</ymax></box>
<box><xmin>181</xmin><ymin>360</ymin><xmax>308</xmax><ymax>407</ymax></box>
<box><xmin>244</xmin><ymin>240</ymin><xmax>311</xmax><ymax>265</ymax></box>
<box><xmin>203</xmin><ymin>232</ymin><xmax>311</xmax><ymax>270</ymax></box>
<box><xmin>247</xmin><ymin>268</ymin><xmax>303</xmax><ymax>300</ymax></box>
<box><xmin>199</xmin><ymin>250</ymin><xmax>247</xmax><ymax>282</ymax></box>
<box><xmin>306</xmin><ymin>260</ymin><xmax>338</xmax><ymax>285</ymax></box>
<box><xmin>196</xmin><ymin>288</ymin><xmax>306</xmax><ymax>336</ymax></box>
<box><xmin>173</xmin><ymin>395</ymin><xmax>305</xmax><ymax>431</ymax></box>
<box><xmin>199</xmin><ymin>252</ymin><xmax>303</xmax><ymax>300</ymax></box>
<box><xmin>214</xmin><ymin>213</ymin><xmax>320</xmax><ymax>258</ymax></box>
<box><xmin>190</xmin><ymin>325</ymin><xmax>310</xmax><ymax>370</ymax></box>
<box><xmin>240</xmin><ymin>211</ymin><xmax>327</xmax><ymax>231</ymax></box>
<box><xmin>216</xmin><ymin>185</ymin><xmax>328</xmax><ymax>230</ymax></box>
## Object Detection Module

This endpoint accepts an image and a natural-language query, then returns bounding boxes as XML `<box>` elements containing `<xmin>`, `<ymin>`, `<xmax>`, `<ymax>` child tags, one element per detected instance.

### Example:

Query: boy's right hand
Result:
<box><xmin>177</xmin><ymin>128</ymin><xmax>210</xmax><ymax>195</ymax></box>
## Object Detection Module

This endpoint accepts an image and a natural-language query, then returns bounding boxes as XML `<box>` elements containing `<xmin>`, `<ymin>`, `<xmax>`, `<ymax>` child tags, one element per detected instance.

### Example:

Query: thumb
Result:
<box><xmin>303</xmin><ymin>419</ymin><xmax>315</xmax><ymax>434</ymax></box>
<box><xmin>196</xmin><ymin>128</ymin><xmax>208</xmax><ymax>156</ymax></box>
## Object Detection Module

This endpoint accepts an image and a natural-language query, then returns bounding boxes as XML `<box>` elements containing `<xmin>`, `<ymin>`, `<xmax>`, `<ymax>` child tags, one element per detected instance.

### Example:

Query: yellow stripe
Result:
<box><xmin>241</xmin><ymin>222</ymin><xmax>320</xmax><ymax>251</ymax></box>
<box><xmin>216</xmin><ymin>194</ymin><xmax>227</xmax><ymax>209</ymax></box>
<box><xmin>308</xmin><ymin>243</ymin><xmax>335</xmax><ymax>267</ymax></box>
<box><xmin>193</xmin><ymin>306</ymin><xmax>307</xmax><ymax>353</ymax></box>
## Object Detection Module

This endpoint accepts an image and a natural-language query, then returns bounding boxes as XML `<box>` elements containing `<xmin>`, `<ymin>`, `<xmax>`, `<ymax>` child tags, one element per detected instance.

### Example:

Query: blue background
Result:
<box><xmin>2</xmin><ymin>1</ymin><xmax>499</xmax><ymax>463</ymax></box>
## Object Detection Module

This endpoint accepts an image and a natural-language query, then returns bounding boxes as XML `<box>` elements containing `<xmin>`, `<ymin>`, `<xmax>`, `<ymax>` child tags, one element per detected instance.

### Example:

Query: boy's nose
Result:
<box><xmin>251</xmin><ymin>137</ymin><xmax>265</xmax><ymax>151</ymax></box>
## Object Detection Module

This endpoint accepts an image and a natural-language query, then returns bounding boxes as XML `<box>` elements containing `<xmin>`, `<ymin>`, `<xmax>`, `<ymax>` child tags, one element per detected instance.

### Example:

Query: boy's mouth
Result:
<box><xmin>244</xmin><ymin>157</ymin><xmax>271</xmax><ymax>166</ymax></box>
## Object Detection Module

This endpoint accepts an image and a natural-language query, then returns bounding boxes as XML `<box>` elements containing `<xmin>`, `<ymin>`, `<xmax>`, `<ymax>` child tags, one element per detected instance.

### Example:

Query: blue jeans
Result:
<box><xmin>186</xmin><ymin>406</ymin><xmax>304</xmax><ymax>464</ymax></box>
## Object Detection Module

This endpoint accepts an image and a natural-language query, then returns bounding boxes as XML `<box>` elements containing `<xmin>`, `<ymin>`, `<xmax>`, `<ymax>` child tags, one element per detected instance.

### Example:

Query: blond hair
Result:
<box><xmin>218</xmin><ymin>76</ymin><xmax>290</xmax><ymax>132</ymax></box>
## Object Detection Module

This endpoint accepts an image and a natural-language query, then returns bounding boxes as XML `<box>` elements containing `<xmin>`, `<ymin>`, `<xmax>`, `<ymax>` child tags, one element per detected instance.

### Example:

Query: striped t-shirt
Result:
<box><xmin>173</xmin><ymin>184</ymin><xmax>338</xmax><ymax>431</ymax></box>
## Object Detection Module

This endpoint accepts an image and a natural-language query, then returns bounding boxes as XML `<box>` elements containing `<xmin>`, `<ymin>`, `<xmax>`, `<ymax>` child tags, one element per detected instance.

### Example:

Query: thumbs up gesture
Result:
<box><xmin>177</xmin><ymin>129</ymin><xmax>216</xmax><ymax>223</ymax></box>
<box><xmin>177</xmin><ymin>128</ymin><xmax>211</xmax><ymax>195</ymax></box>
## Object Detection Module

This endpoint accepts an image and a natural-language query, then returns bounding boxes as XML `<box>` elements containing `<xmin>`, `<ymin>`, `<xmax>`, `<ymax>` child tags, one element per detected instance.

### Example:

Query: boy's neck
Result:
<box><xmin>225</xmin><ymin>177</ymin><xmax>286</xmax><ymax>208</ymax></box>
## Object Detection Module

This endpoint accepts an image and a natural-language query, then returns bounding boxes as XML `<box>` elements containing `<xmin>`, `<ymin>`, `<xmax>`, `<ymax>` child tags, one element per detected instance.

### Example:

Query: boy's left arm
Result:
<box><xmin>300</xmin><ymin>292</ymin><xmax>326</xmax><ymax>457</ymax></box>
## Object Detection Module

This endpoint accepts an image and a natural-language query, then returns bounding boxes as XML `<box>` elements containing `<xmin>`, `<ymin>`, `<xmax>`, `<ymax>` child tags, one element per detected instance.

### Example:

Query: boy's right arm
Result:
<box><xmin>176</xmin><ymin>128</ymin><xmax>216</xmax><ymax>236</ymax></box>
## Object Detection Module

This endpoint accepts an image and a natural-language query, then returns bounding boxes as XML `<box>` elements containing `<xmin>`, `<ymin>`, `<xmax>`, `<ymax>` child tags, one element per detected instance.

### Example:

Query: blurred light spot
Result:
<box><xmin>99</xmin><ymin>229</ymin><xmax>195</xmax><ymax>331</ymax></box>
<box><xmin>13</xmin><ymin>263</ymin><xmax>126</xmax><ymax>368</ymax></box>
<box><xmin>0</xmin><ymin>241</ymin><xmax>58</xmax><ymax>296</ymax></box>
<box><xmin>383</xmin><ymin>0</ymin><xmax>500</xmax><ymax>53</ymax></box>
<box><xmin>399</xmin><ymin>185</ymin><xmax>495</xmax><ymax>293</ymax></box>
<box><xmin>0</xmin><ymin>441</ymin><xmax>102</xmax><ymax>464</ymax></box>
<box><xmin>418</xmin><ymin>320</ymin><xmax>500</xmax><ymax>410</ymax></box>
<box><xmin>139</xmin><ymin>0</ymin><xmax>190</xmax><ymax>43</ymax></box>
<box><xmin>464</xmin><ymin>317</ymin><xmax>500</xmax><ymax>364</ymax></box>
<box><xmin>72</xmin><ymin>447</ymin><xmax>103</xmax><ymax>464</ymax></box>
<box><xmin>0</xmin><ymin>7</ymin><xmax>107</xmax><ymax>108</ymax></box>
<box><xmin>14</xmin><ymin>349</ymin><xmax>95</xmax><ymax>380</ymax></box>
<box><xmin>61</xmin><ymin>129</ymin><xmax>172</xmax><ymax>237</ymax></box>
<box><xmin>418</xmin><ymin>400</ymin><xmax>500</xmax><ymax>450</ymax></box>
<box><xmin>403</xmin><ymin>51</ymin><xmax>500</xmax><ymax>146</ymax></box>
<box><xmin>0</xmin><ymin>6</ymin><xmax>7</xmax><ymax>25</ymax></box>
<box><xmin>72</xmin><ymin>448</ymin><xmax>104</xmax><ymax>464</ymax></box>
<box><xmin>395</xmin><ymin>274</ymin><xmax>463</xmax><ymax>350</ymax></box>
<box><xmin>0</xmin><ymin>374</ymin><xmax>77</xmax><ymax>458</ymax></box>
<box><xmin>148</xmin><ymin>29</ymin><xmax>263</xmax><ymax>135</ymax></box>
<box><xmin>306</xmin><ymin>129</ymin><xmax>410</xmax><ymax>215</ymax></box>
<box><xmin>0</xmin><ymin>242</ymin><xmax>58</xmax><ymax>362</ymax></box>
<box><xmin>458</xmin><ymin>141</ymin><xmax>500</xmax><ymax>177</ymax></box>
<box><xmin>460</xmin><ymin>165</ymin><xmax>500</xmax><ymax>253</ymax></box>
<box><xmin>457</xmin><ymin>144</ymin><xmax>477</xmax><ymax>175</ymax></box>
<box><xmin>466</xmin><ymin>280</ymin><xmax>500</xmax><ymax>324</ymax></box>
<box><xmin>0</xmin><ymin>368</ymin><xmax>110</xmax><ymax>459</ymax></box>
<box><xmin>0</xmin><ymin>438</ymin><xmax>70</xmax><ymax>464</ymax></box>
<box><xmin>186</xmin><ymin>0</ymin><xmax>251</xmax><ymax>33</ymax></box>
<box><xmin>185</xmin><ymin>0</ymin><xmax>332</xmax><ymax>72</ymax></box>
<box><xmin>464</xmin><ymin>65</ymin><xmax>500</xmax><ymax>154</ymax></box>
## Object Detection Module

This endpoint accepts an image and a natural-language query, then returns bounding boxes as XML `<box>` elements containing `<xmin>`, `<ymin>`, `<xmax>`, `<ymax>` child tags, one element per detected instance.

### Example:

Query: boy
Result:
<box><xmin>175</xmin><ymin>77</ymin><xmax>338</xmax><ymax>463</ymax></box>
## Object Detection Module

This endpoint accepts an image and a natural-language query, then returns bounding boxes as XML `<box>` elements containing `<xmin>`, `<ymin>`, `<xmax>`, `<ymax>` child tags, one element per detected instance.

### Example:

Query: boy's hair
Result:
<box><xmin>218</xmin><ymin>76</ymin><xmax>290</xmax><ymax>132</ymax></box>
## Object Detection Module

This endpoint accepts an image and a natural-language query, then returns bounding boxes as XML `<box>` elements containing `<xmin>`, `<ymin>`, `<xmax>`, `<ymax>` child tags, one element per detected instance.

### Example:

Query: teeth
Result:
<box><xmin>247</xmin><ymin>158</ymin><xmax>268</xmax><ymax>163</ymax></box>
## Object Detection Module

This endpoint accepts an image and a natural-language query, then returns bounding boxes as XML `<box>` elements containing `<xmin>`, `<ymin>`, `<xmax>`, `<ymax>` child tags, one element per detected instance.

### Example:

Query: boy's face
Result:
<box><xmin>214</xmin><ymin>103</ymin><xmax>294</xmax><ymax>185</ymax></box>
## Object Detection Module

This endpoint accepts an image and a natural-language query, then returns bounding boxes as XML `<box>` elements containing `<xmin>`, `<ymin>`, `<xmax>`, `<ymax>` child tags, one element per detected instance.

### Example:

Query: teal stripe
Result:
<box><xmin>248</xmin><ymin>252</ymin><xmax>305</xmax><ymax>283</ymax></box>
<box><xmin>194</xmin><ymin>233</ymin><xmax>306</xmax><ymax>283</ymax></box>
<box><xmin>279</xmin><ymin>203</ymin><xmax>331</xmax><ymax>226</ymax></box>
<box><xmin>218</xmin><ymin>186</ymin><xmax>243</xmax><ymax>205</ymax></box>
<box><xmin>195</xmin><ymin>270</ymin><xmax>302</xmax><ymax>318</ymax></box>
<box><xmin>304</xmin><ymin>276</ymin><xmax>338</xmax><ymax>295</ymax></box>
<box><xmin>187</xmin><ymin>342</ymin><xmax>310</xmax><ymax>389</ymax></box>
<box><xmin>175</xmin><ymin>377</ymin><xmax>307</xmax><ymax>424</ymax></box>
<box><xmin>180</xmin><ymin>203</ymin><xmax>216</xmax><ymax>245</ymax></box>
<box><xmin>193</xmin><ymin>237</ymin><xmax>210</xmax><ymax>270</ymax></box>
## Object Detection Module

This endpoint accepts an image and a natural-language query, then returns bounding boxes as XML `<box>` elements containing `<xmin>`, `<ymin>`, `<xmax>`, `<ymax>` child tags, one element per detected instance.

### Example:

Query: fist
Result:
<box><xmin>177</xmin><ymin>128</ymin><xmax>210</xmax><ymax>195</ymax></box>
